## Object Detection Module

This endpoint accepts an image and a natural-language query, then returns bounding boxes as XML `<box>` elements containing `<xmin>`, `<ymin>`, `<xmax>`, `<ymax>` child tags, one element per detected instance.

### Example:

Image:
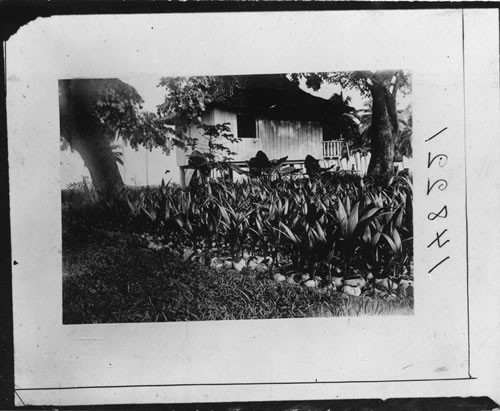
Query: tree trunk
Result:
<box><xmin>367</xmin><ymin>78</ymin><xmax>398</xmax><ymax>185</ymax></box>
<box><xmin>59</xmin><ymin>80</ymin><xmax>125</xmax><ymax>202</ymax></box>
<box><xmin>71</xmin><ymin>133</ymin><xmax>124</xmax><ymax>202</ymax></box>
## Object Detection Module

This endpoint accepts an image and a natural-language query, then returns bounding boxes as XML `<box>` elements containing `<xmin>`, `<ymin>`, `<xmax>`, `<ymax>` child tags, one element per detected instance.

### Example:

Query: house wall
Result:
<box><xmin>257</xmin><ymin>119</ymin><xmax>323</xmax><ymax>160</ymax></box>
<box><xmin>176</xmin><ymin>107</ymin><xmax>324</xmax><ymax>166</ymax></box>
<box><xmin>120</xmin><ymin>141</ymin><xmax>177</xmax><ymax>186</ymax></box>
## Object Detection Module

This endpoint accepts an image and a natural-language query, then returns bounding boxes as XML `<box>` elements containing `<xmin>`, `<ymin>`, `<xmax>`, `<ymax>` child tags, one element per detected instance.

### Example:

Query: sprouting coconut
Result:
<box><xmin>398</xmin><ymin>279</ymin><xmax>413</xmax><ymax>295</ymax></box>
<box><xmin>247</xmin><ymin>259</ymin><xmax>259</xmax><ymax>269</ymax></box>
<box><xmin>223</xmin><ymin>258</ymin><xmax>234</xmax><ymax>269</ymax></box>
<box><xmin>304</xmin><ymin>279</ymin><xmax>318</xmax><ymax>288</ymax></box>
<box><xmin>210</xmin><ymin>257</ymin><xmax>224</xmax><ymax>269</ymax></box>
<box><xmin>331</xmin><ymin>276</ymin><xmax>344</xmax><ymax>288</ymax></box>
<box><xmin>255</xmin><ymin>263</ymin><xmax>269</xmax><ymax>273</ymax></box>
<box><xmin>342</xmin><ymin>285</ymin><xmax>361</xmax><ymax>296</ymax></box>
<box><xmin>273</xmin><ymin>273</ymin><xmax>286</xmax><ymax>282</ymax></box>
<box><xmin>375</xmin><ymin>277</ymin><xmax>390</xmax><ymax>290</ymax></box>
<box><xmin>263</xmin><ymin>256</ymin><xmax>273</xmax><ymax>266</ymax></box>
<box><xmin>182</xmin><ymin>248</ymin><xmax>195</xmax><ymax>262</ymax></box>
<box><xmin>343</xmin><ymin>278</ymin><xmax>359</xmax><ymax>287</ymax></box>
<box><xmin>233</xmin><ymin>259</ymin><xmax>246</xmax><ymax>271</ymax></box>
<box><xmin>253</xmin><ymin>256</ymin><xmax>265</xmax><ymax>264</ymax></box>
<box><xmin>344</xmin><ymin>276</ymin><xmax>366</xmax><ymax>289</ymax></box>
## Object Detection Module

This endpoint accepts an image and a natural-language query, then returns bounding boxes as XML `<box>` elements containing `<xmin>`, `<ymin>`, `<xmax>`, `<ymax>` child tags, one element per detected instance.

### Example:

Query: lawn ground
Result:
<box><xmin>63</xmin><ymin>227</ymin><xmax>413</xmax><ymax>323</ymax></box>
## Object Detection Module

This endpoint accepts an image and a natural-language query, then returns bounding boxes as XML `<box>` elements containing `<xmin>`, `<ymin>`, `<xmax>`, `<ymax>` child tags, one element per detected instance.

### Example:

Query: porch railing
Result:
<box><xmin>322</xmin><ymin>140</ymin><xmax>349</xmax><ymax>159</ymax></box>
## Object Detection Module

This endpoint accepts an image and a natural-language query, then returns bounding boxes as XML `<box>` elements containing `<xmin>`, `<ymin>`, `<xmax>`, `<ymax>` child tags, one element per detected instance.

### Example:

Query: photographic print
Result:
<box><xmin>60</xmin><ymin>72</ymin><xmax>414</xmax><ymax>323</ymax></box>
<box><xmin>9</xmin><ymin>10</ymin><xmax>499</xmax><ymax>406</ymax></box>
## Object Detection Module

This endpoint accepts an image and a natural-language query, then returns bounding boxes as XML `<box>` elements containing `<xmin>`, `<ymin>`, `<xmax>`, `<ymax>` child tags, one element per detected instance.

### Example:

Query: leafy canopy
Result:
<box><xmin>156</xmin><ymin>76</ymin><xmax>244</xmax><ymax>159</ymax></box>
<box><xmin>60</xmin><ymin>79</ymin><xmax>174</xmax><ymax>153</ymax></box>
<box><xmin>157</xmin><ymin>76</ymin><xmax>241</xmax><ymax>142</ymax></box>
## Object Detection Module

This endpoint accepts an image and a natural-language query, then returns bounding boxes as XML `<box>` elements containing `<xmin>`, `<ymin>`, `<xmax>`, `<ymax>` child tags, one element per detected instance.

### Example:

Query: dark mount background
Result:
<box><xmin>0</xmin><ymin>1</ymin><xmax>499</xmax><ymax>409</ymax></box>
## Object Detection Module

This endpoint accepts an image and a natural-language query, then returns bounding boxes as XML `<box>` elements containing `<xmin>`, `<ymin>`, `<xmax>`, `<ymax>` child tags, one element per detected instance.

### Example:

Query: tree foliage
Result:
<box><xmin>60</xmin><ymin>78</ymin><xmax>173</xmax><ymax>154</ymax></box>
<box><xmin>289</xmin><ymin>70</ymin><xmax>411</xmax><ymax>99</ymax></box>
<box><xmin>356</xmin><ymin>103</ymin><xmax>413</xmax><ymax>160</ymax></box>
<box><xmin>322</xmin><ymin>93</ymin><xmax>360</xmax><ymax>143</ymax></box>
<box><xmin>290</xmin><ymin>71</ymin><xmax>371</xmax><ymax>97</ymax></box>
<box><xmin>197</xmin><ymin>122</ymin><xmax>241</xmax><ymax>163</ymax></box>
<box><xmin>291</xmin><ymin>70</ymin><xmax>412</xmax><ymax>183</ymax></box>
<box><xmin>157</xmin><ymin>76</ymin><xmax>242</xmax><ymax>149</ymax></box>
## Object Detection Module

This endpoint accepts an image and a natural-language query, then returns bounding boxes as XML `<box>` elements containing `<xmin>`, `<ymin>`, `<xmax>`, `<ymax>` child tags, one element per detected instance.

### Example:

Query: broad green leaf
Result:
<box><xmin>345</xmin><ymin>196</ymin><xmax>351</xmax><ymax>215</ymax></box>
<box><xmin>279</xmin><ymin>222</ymin><xmax>298</xmax><ymax>244</ymax></box>
<box><xmin>347</xmin><ymin>202</ymin><xmax>360</xmax><ymax>236</ymax></box>
<box><xmin>336</xmin><ymin>198</ymin><xmax>347</xmax><ymax>234</ymax></box>
<box><xmin>392</xmin><ymin>228</ymin><xmax>403</xmax><ymax>252</ymax></box>
<box><xmin>395</xmin><ymin>204</ymin><xmax>404</xmax><ymax>228</ymax></box>
<box><xmin>381</xmin><ymin>233</ymin><xmax>398</xmax><ymax>254</ymax></box>
<box><xmin>315</xmin><ymin>221</ymin><xmax>326</xmax><ymax>242</ymax></box>
<box><xmin>174</xmin><ymin>214</ymin><xmax>184</xmax><ymax>228</ymax></box>
<box><xmin>219</xmin><ymin>206</ymin><xmax>230</xmax><ymax>224</ymax></box>
<box><xmin>359</xmin><ymin>206</ymin><xmax>381</xmax><ymax>224</ymax></box>
<box><xmin>362</xmin><ymin>224</ymin><xmax>371</xmax><ymax>243</ymax></box>
<box><xmin>255</xmin><ymin>217</ymin><xmax>264</xmax><ymax>236</ymax></box>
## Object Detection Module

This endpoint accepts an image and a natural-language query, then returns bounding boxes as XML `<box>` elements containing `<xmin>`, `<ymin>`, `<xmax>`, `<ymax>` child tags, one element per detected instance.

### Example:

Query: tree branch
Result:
<box><xmin>373</xmin><ymin>70</ymin><xmax>396</xmax><ymax>85</ymax></box>
<box><xmin>390</xmin><ymin>70</ymin><xmax>403</xmax><ymax>98</ymax></box>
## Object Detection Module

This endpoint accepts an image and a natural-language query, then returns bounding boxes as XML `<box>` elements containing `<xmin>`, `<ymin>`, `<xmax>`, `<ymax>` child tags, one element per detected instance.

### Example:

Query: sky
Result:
<box><xmin>120</xmin><ymin>74</ymin><xmax>167</xmax><ymax>113</ymax></box>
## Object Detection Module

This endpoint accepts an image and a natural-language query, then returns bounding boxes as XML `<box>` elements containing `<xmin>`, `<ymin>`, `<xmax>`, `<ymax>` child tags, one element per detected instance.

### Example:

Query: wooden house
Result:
<box><xmin>175</xmin><ymin>74</ymin><xmax>358</xmax><ymax>183</ymax></box>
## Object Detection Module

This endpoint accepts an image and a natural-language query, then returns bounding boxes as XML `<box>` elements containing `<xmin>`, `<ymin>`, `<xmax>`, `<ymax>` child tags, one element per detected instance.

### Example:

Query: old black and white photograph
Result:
<box><xmin>60</xmin><ymin>71</ymin><xmax>414</xmax><ymax>323</ymax></box>
<box><xmin>8</xmin><ymin>8</ymin><xmax>500</xmax><ymax>407</ymax></box>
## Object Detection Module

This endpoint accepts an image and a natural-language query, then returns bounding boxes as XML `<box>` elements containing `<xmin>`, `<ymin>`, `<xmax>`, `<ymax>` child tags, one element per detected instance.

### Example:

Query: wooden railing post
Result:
<box><xmin>180</xmin><ymin>166</ymin><xmax>186</xmax><ymax>188</ymax></box>
<box><xmin>323</xmin><ymin>140</ymin><xmax>345</xmax><ymax>159</ymax></box>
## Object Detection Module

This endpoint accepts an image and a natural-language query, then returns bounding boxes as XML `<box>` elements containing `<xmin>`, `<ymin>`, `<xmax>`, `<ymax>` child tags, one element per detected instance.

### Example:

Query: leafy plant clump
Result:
<box><xmin>117</xmin><ymin>170</ymin><xmax>413</xmax><ymax>283</ymax></box>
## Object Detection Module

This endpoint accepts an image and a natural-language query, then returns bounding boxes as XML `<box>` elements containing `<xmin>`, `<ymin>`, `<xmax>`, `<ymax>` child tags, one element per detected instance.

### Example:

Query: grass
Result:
<box><xmin>63</xmin><ymin>227</ymin><xmax>413</xmax><ymax>324</ymax></box>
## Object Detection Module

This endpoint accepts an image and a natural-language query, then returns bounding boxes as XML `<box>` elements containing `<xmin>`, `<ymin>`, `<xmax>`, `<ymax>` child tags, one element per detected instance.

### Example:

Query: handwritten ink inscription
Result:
<box><xmin>426</xmin><ymin>127</ymin><xmax>450</xmax><ymax>274</ymax></box>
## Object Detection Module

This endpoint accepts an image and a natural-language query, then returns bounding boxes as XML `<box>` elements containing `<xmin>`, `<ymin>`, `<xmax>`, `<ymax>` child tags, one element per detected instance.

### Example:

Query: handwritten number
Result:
<box><xmin>427</xmin><ymin>229</ymin><xmax>450</xmax><ymax>248</ymax></box>
<box><xmin>425</xmin><ymin>127</ymin><xmax>448</xmax><ymax>143</ymax></box>
<box><xmin>428</xmin><ymin>256</ymin><xmax>450</xmax><ymax>274</ymax></box>
<box><xmin>428</xmin><ymin>205</ymin><xmax>448</xmax><ymax>221</ymax></box>
<box><xmin>427</xmin><ymin>178</ymin><xmax>448</xmax><ymax>195</ymax></box>
<box><xmin>426</xmin><ymin>128</ymin><xmax>451</xmax><ymax>274</ymax></box>
<box><xmin>428</xmin><ymin>153</ymin><xmax>448</xmax><ymax>168</ymax></box>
